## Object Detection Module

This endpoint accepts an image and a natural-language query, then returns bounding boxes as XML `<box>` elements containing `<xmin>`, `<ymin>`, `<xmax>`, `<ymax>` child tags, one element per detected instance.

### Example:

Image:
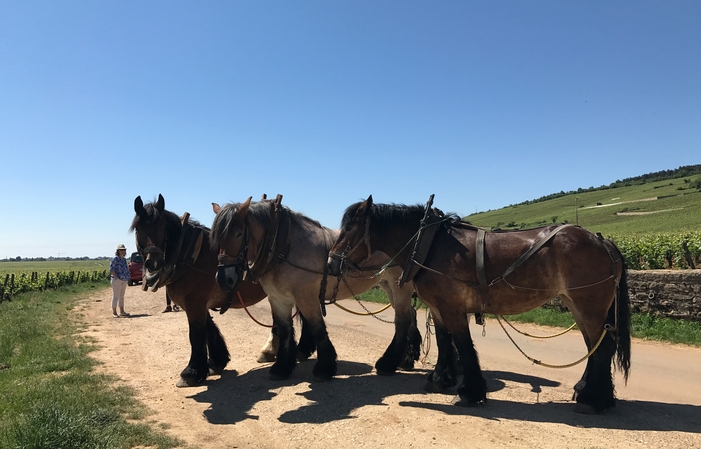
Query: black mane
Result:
<box><xmin>341</xmin><ymin>201</ymin><xmax>465</xmax><ymax>235</ymax></box>
<box><xmin>130</xmin><ymin>201</ymin><xmax>207</xmax><ymax>233</ymax></box>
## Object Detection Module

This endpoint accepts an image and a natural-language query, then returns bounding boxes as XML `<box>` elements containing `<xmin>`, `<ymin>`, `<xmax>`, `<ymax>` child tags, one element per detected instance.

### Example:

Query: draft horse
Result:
<box><xmin>210</xmin><ymin>196</ymin><xmax>422</xmax><ymax>382</ymax></box>
<box><xmin>131</xmin><ymin>194</ymin><xmax>315</xmax><ymax>387</ymax></box>
<box><xmin>328</xmin><ymin>196</ymin><xmax>631</xmax><ymax>414</ymax></box>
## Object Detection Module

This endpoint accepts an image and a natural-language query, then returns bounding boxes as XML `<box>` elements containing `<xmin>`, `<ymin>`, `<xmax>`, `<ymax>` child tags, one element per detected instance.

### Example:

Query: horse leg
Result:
<box><xmin>424</xmin><ymin>315</ymin><xmax>458</xmax><ymax>393</ymax></box>
<box><xmin>178</xmin><ymin>306</ymin><xmax>210</xmax><ymax>387</ymax></box>
<box><xmin>294</xmin><ymin>297</ymin><xmax>337</xmax><ymax>381</ymax></box>
<box><xmin>307</xmin><ymin>318</ymin><xmax>337</xmax><ymax>381</ymax></box>
<box><xmin>563</xmin><ymin>293</ymin><xmax>618</xmax><ymax>414</ymax></box>
<box><xmin>573</xmin><ymin>332</ymin><xmax>617</xmax><ymax>414</ymax></box>
<box><xmin>257</xmin><ymin>314</ymin><xmax>279</xmax><ymax>363</ymax></box>
<box><xmin>268</xmin><ymin>300</ymin><xmax>298</xmax><ymax>380</ymax></box>
<box><xmin>205</xmin><ymin>313</ymin><xmax>230</xmax><ymax>375</ymax></box>
<box><xmin>375</xmin><ymin>284</ymin><xmax>420</xmax><ymax>374</ymax></box>
<box><xmin>450</xmin><ymin>316</ymin><xmax>487</xmax><ymax>406</ymax></box>
<box><xmin>296</xmin><ymin>312</ymin><xmax>317</xmax><ymax>362</ymax></box>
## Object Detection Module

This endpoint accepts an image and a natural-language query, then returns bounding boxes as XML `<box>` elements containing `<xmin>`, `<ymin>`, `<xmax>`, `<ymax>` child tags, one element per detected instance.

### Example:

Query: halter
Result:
<box><xmin>215</xmin><ymin>214</ymin><xmax>250</xmax><ymax>293</ymax></box>
<box><xmin>138</xmin><ymin>212</ymin><xmax>204</xmax><ymax>292</ymax></box>
<box><xmin>328</xmin><ymin>217</ymin><xmax>372</xmax><ymax>274</ymax></box>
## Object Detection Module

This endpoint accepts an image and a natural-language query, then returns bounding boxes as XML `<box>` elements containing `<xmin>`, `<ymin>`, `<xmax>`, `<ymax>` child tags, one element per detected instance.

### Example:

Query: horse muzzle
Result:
<box><xmin>216</xmin><ymin>263</ymin><xmax>243</xmax><ymax>292</ymax></box>
<box><xmin>327</xmin><ymin>253</ymin><xmax>342</xmax><ymax>277</ymax></box>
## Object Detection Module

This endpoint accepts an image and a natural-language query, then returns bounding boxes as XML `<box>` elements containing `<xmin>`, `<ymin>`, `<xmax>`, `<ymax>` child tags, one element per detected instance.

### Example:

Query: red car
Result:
<box><xmin>128</xmin><ymin>252</ymin><xmax>143</xmax><ymax>286</ymax></box>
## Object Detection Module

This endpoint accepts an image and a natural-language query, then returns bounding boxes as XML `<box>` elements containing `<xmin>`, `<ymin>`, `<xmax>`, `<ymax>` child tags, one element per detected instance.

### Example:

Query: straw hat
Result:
<box><xmin>116</xmin><ymin>244</ymin><xmax>127</xmax><ymax>251</ymax></box>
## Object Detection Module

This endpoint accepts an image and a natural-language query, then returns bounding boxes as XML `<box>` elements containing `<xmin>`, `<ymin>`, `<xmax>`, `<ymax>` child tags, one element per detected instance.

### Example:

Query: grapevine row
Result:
<box><xmin>608</xmin><ymin>231</ymin><xmax>701</xmax><ymax>270</ymax></box>
<box><xmin>0</xmin><ymin>270</ymin><xmax>110</xmax><ymax>303</ymax></box>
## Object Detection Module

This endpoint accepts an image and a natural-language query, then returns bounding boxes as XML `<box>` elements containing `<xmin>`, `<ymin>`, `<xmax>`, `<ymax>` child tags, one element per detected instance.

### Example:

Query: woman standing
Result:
<box><xmin>109</xmin><ymin>244</ymin><xmax>130</xmax><ymax>318</ymax></box>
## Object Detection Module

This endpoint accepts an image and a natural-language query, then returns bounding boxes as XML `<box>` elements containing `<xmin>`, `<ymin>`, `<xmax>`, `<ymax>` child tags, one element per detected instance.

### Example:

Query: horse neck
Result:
<box><xmin>370</xmin><ymin>212</ymin><xmax>422</xmax><ymax>267</ymax></box>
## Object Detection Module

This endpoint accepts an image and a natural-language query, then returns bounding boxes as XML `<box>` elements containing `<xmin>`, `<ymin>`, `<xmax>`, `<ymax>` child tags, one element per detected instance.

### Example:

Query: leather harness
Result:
<box><xmin>144</xmin><ymin>212</ymin><xmax>204</xmax><ymax>293</ymax></box>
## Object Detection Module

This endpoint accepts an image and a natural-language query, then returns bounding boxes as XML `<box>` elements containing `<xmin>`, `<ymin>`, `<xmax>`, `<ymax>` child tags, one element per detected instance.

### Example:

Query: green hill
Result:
<box><xmin>465</xmin><ymin>169</ymin><xmax>701</xmax><ymax>235</ymax></box>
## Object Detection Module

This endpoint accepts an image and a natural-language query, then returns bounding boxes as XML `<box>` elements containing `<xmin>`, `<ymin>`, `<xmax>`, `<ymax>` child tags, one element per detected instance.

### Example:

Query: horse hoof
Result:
<box><xmin>296</xmin><ymin>353</ymin><xmax>310</xmax><ymax>362</ymax></box>
<box><xmin>398</xmin><ymin>360</ymin><xmax>415</xmax><ymax>371</ymax></box>
<box><xmin>176</xmin><ymin>377</ymin><xmax>202</xmax><ymax>388</ymax></box>
<box><xmin>257</xmin><ymin>352</ymin><xmax>276</xmax><ymax>363</ymax></box>
<box><xmin>423</xmin><ymin>382</ymin><xmax>446</xmax><ymax>393</ymax></box>
<box><xmin>452</xmin><ymin>397</ymin><xmax>486</xmax><ymax>407</ymax></box>
<box><xmin>208</xmin><ymin>366</ymin><xmax>225</xmax><ymax>376</ymax></box>
<box><xmin>573</xmin><ymin>403</ymin><xmax>598</xmax><ymax>415</ymax></box>
<box><xmin>376</xmin><ymin>369</ymin><xmax>395</xmax><ymax>376</ymax></box>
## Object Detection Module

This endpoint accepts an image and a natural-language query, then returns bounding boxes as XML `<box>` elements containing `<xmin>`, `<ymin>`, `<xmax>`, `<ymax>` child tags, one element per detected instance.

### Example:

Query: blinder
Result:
<box><xmin>329</xmin><ymin>217</ymin><xmax>372</xmax><ymax>274</ymax></box>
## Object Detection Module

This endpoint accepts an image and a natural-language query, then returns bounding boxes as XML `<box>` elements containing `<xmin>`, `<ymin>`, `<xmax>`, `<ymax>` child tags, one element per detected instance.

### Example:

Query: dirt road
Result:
<box><xmin>79</xmin><ymin>286</ymin><xmax>701</xmax><ymax>448</ymax></box>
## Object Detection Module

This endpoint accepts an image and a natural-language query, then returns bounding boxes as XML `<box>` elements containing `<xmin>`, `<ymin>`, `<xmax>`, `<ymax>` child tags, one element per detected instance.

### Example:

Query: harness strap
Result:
<box><xmin>499</xmin><ymin>224</ymin><xmax>570</xmax><ymax>281</ymax></box>
<box><xmin>399</xmin><ymin>194</ymin><xmax>441</xmax><ymax>287</ymax></box>
<box><xmin>247</xmin><ymin>195</ymin><xmax>292</xmax><ymax>283</ymax></box>
<box><xmin>151</xmin><ymin>213</ymin><xmax>204</xmax><ymax>292</ymax></box>
<box><xmin>476</xmin><ymin>228</ymin><xmax>489</xmax><ymax>295</ymax></box>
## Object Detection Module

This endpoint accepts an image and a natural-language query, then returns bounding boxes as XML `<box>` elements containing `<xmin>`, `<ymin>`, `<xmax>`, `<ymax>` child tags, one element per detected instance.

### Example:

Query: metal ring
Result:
<box><xmin>648</xmin><ymin>291</ymin><xmax>655</xmax><ymax>299</ymax></box>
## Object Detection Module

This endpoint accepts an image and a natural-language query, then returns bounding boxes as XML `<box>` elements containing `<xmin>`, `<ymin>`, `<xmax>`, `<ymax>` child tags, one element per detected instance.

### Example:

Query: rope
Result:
<box><xmin>333</xmin><ymin>301</ymin><xmax>391</xmax><ymax>316</ymax></box>
<box><xmin>236</xmin><ymin>290</ymin><xmax>298</xmax><ymax>328</ymax></box>
<box><xmin>420</xmin><ymin>309</ymin><xmax>436</xmax><ymax>367</ymax></box>
<box><xmin>499</xmin><ymin>315</ymin><xmax>577</xmax><ymax>339</ymax></box>
<box><xmin>495</xmin><ymin>315</ymin><xmax>608</xmax><ymax>369</ymax></box>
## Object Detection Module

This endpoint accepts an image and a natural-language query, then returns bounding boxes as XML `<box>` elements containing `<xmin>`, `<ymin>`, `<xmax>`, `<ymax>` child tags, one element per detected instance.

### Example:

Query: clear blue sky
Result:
<box><xmin>1</xmin><ymin>1</ymin><xmax>699</xmax><ymax>258</ymax></box>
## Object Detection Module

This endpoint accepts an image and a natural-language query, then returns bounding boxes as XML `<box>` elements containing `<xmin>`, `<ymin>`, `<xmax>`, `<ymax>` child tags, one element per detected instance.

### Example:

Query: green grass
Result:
<box><xmin>489</xmin><ymin>308</ymin><xmax>701</xmax><ymax>347</ymax></box>
<box><xmin>0</xmin><ymin>260</ymin><xmax>110</xmax><ymax>274</ymax></box>
<box><xmin>0</xmin><ymin>285</ymin><xmax>182</xmax><ymax>449</ymax></box>
<box><xmin>356</xmin><ymin>289</ymin><xmax>701</xmax><ymax>347</ymax></box>
<box><xmin>464</xmin><ymin>174</ymin><xmax>701</xmax><ymax>235</ymax></box>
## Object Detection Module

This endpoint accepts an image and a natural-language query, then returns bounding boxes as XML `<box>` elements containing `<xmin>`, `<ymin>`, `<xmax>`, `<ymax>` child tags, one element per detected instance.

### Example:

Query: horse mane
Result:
<box><xmin>130</xmin><ymin>201</ymin><xmax>207</xmax><ymax>233</ymax></box>
<box><xmin>342</xmin><ymin>201</ymin><xmax>468</xmax><ymax>234</ymax></box>
<box><xmin>211</xmin><ymin>200</ymin><xmax>324</xmax><ymax>250</ymax></box>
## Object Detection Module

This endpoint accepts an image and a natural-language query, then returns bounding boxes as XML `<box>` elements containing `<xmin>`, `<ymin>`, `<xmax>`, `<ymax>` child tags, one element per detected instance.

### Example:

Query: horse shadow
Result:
<box><xmin>188</xmin><ymin>363</ymin><xmax>701</xmax><ymax>434</ymax></box>
<box><xmin>187</xmin><ymin>359</ymin><xmax>435</xmax><ymax>424</ymax></box>
<box><xmin>400</xmin><ymin>369</ymin><xmax>701</xmax><ymax>434</ymax></box>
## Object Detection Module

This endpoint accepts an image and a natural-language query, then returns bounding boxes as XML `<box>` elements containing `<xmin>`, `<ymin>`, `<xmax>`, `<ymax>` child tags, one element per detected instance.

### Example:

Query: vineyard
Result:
<box><xmin>0</xmin><ymin>269</ymin><xmax>110</xmax><ymax>303</ymax></box>
<box><xmin>608</xmin><ymin>231</ymin><xmax>701</xmax><ymax>270</ymax></box>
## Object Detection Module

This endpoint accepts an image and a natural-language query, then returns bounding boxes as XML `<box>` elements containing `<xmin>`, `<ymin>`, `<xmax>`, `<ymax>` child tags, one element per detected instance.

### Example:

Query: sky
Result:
<box><xmin>1</xmin><ymin>1</ymin><xmax>699</xmax><ymax>259</ymax></box>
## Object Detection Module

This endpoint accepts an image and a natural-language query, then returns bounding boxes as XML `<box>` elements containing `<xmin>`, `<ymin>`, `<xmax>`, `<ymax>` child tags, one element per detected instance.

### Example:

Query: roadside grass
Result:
<box><xmin>0</xmin><ymin>285</ymin><xmax>182</xmax><ymax>449</ymax></box>
<box><xmin>355</xmin><ymin>288</ymin><xmax>701</xmax><ymax>347</ymax></box>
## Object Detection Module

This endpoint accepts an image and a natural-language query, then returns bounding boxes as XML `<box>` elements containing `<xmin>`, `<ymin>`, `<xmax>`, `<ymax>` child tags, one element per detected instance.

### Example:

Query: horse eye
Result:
<box><xmin>236</xmin><ymin>231</ymin><xmax>243</xmax><ymax>238</ymax></box>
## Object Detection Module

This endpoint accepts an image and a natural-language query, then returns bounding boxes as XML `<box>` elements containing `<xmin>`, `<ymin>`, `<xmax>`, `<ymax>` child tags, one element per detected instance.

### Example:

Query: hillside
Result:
<box><xmin>465</xmin><ymin>169</ymin><xmax>701</xmax><ymax>235</ymax></box>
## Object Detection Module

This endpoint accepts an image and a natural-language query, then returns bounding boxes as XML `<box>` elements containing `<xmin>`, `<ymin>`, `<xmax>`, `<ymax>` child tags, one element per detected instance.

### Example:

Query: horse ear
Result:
<box><xmin>134</xmin><ymin>196</ymin><xmax>146</xmax><ymax>216</ymax></box>
<box><xmin>212</xmin><ymin>203</ymin><xmax>221</xmax><ymax>214</ymax></box>
<box><xmin>358</xmin><ymin>195</ymin><xmax>373</xmax><ymax>216</ymax></box>
<box><xmin>156</xmin><ymin>194</ymin><xmax>165</xmax><ymax>212</ymax></box>
<box><xmin>237</xmin><ymin>196</ymin><xmax>252</xmax><ymax>217</ymax></box>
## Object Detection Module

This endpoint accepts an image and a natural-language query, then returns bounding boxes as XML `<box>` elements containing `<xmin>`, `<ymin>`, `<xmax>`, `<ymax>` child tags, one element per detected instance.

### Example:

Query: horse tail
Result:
<box><xmin>610</xmin><ymin>243</ymin><xmax>631</xmax><ymax>383</ymax></box>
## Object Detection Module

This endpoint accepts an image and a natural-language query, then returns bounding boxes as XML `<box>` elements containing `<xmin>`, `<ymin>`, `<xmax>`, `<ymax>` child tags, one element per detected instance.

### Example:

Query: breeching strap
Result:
<box><xmin>495</xmin><ymin>315</ymin><xmax>607</xmax><ymax>369</ymax></box>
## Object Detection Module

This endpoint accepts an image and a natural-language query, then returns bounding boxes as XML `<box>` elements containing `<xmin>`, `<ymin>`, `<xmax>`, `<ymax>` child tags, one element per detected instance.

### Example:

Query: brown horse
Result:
<box><xmin>327</xmin><ymin>196</ymin><xmax>631</xmax><ymax>414</ymax></box>
<box><xmin>131</xmin><ymin>195</ymin><xmax>316</xmax><ymax>387</ymax></box>
<box><xmin>210</xmin><ymin>196</ymin><xmax>422</xmax><ymax>382</ymax></box>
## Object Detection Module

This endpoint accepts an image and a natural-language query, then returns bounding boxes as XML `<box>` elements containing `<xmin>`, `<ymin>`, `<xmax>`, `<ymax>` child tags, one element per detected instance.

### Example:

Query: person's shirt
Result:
<box><xmin>110</xmin><ymin>256</ymin><xmax>130</xmax><ymax>281</ymax></box>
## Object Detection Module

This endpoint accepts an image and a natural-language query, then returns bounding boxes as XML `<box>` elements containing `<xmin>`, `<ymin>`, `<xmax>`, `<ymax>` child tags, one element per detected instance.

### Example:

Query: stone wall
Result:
<box><xmin>627</xmin><ymin>269</ymin><xmax>701</xmax><ymax>321</ymax></box>
<box><xmin>548</xmin><ymin>269</ymin><xmax>701</xmax><ymax>322</ymax></box>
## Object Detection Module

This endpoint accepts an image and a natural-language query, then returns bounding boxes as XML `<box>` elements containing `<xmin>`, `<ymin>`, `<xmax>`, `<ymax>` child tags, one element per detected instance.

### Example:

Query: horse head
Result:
<box><xmin>327</xmin><ymin>195</ymin><xmax>374</xmax><ymax>276</ymax></box>
<box><xmin>131</xmin><ymin>194</ymin><xmax>176</xmax><ymax>287</ymax></box>
<box><xmin>210</xmin><ymin>197</ymin><xmax>257</xmax><ymax>292</ymax></box>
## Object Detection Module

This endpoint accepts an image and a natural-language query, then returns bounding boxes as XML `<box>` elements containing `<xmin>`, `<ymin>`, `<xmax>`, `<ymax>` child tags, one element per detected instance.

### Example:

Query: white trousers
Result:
<box><xmin>111</xmin><ymin>278</ymin><xmax>128</xmax><ymax>309</ymax></box>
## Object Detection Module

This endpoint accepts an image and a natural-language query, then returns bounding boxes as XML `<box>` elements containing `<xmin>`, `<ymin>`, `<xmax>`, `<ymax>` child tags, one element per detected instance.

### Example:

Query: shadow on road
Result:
<box><xmin>188</xmin><ymin>362</ymin><xmax>700</xmax><ymax>434</ymax></box>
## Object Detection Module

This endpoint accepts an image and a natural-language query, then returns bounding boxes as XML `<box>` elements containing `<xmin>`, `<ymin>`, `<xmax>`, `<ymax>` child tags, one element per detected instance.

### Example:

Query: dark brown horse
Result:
<box><xmin>210</xmin><ymin>196</ymin><xmax>422</xmax><ymax>382</ymax></box>
<box><xmin>328</xmin><ymin>196</ymin><xmax>631</xmax><ymax>414</ymax></box>
<box><xmin>131</xmin><ymin>195</ymin><xmax>315</xmax><ymax>387</ymax></box>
